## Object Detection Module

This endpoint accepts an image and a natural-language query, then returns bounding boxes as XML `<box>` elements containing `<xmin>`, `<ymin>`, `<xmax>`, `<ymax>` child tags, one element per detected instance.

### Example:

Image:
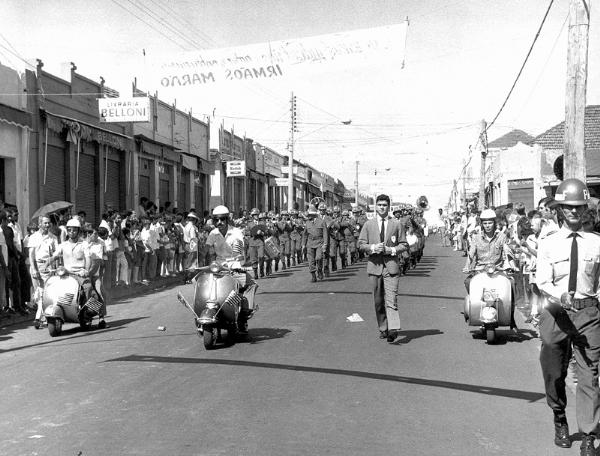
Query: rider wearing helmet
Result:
<box><xmin>205</xmin><ymin>205</ymin><xmax>258</xmax><ymax>334</ymax></box>
<box><xmin>466</xmin><ymin>208</ymin><xmax>509</xmax><ymax>273</ymax></box>
<box><xmin>535</xmin><ymin>179</ymin><xmax>600</xmax><ymax>451</ymax></box>
<box><xmin>46</xmin><ymin>217</ymin><xmax>107</xmax><ymax>328</ymax></box>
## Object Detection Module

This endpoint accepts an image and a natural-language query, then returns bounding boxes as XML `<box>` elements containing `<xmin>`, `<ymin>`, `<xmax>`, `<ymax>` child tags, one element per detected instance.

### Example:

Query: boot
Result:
<box><xmin>324</xmin><ymin>265</ymin><xmax>330</xmax><ymax>278</ymax></box>
<box><xmin>266</xmin><ymin>262</ymin><xmax>272</xmax><ymax>276</ymax></box>
<box><xmin>291</xmin><ymin>255</ymin><xmax>296</xmax><ymax>266</ymax></box>
<box><xmin>341</xmin><ymin>257</ymin><xmax>346</xmax><ymax>269</ymax></box>
<box><xmin>281</xmin><ymin>258</ymin><xmax>286</xmax><ymax>270</ymax></box>
<box><xmin>259</xmin><ymin>262</ymin><xmax>265</xmax><ymax>278</ymax></box>
<box><xmin>580</xmin><ymin>434</ymin><xmax>594</xmax><ymax>455</ymax></box>
<box><xmin>331</xmin><ymin>259</ymin><xmax>337</xmax><ymax>272</ymax></box>
<box><xmin>286</xmin><ymin>255</ymin><xmax>291</xmax><ymax>268</ymax></box>
<box><xmin>274</xmin><ymin>259</ymin><xmax>279</xmax><ymax>272</ymax></box>
<box><xmin>311</xmin><ymin>272</ymin><xmax>317</xmax><ymax>283</ymax></box>
<box><xmin>253</xmin><ymin>267</ymin><xmax>259</xmax><ymax>280</ymax></box>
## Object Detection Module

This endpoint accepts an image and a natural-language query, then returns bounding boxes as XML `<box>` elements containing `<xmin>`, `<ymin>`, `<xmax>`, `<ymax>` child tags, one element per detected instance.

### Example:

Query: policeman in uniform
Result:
<box><xmin>302</xmin><ymin>204</ymin><xmax>328</xmax><ymax>282</ymax></box>
<box><xmin>289</xmin><ymin>209</ymin><xmax>304</xmax><ymax>266</ymax></box>
<box><xmin>318</xmin><ymin>202</ymin><xmax>332</xmax><ymax>277</ymax></box>
<box><xmin>245</xmin><ymin>208</ymin><xmax>267</xmax><ymax>279</ymax></box>
<box><xmin>536</xmin><ymin>179</ymin><xmax>600</xmax><ymax>455</ymax></box>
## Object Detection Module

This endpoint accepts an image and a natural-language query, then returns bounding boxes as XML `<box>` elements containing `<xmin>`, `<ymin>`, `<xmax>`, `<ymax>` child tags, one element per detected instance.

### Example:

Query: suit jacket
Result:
<box><xmin>358</xmin><ymin>216</ymin><xmax>408</xmax><ymax>275</ymax></box>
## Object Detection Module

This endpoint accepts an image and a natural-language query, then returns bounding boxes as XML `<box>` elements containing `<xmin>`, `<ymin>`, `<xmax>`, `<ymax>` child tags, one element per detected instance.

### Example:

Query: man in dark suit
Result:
<box><xmin>358</xmin><ymin>194</ymin><xmax>408</xmax><ymax>342</ymax></box>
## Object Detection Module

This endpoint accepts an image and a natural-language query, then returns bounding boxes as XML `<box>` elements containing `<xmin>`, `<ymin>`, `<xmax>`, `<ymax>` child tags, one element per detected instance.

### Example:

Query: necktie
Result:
<box><xmin>568</xmin><ymin>232</ymin><xmax>579</xmax><ymax>293</ymax></box>
<box><xmin>380</xmin><ymin>218</ymin><xmax>385</xmax><ymax>243</ymax></box>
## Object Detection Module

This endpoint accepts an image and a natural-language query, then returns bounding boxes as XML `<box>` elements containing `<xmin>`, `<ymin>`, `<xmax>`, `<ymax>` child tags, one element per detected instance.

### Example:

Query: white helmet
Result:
<box><xmin>66</xmin><ymin>218</ymin><xmax>81</xmax><ymax>228</ymax></box>
<box><xmin>480</xmin><ymin>209</ymin><xmax>497</xmax><ymax>220</ymax></box>
<box><xmin>212</xmin><ymin>205</ymin><xmax>230</xmax><ymax>217</ymax></box>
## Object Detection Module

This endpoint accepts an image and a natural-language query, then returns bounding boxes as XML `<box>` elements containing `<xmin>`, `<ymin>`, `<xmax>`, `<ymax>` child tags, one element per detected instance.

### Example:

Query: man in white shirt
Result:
<box><xmin>140</xmin><ymin>218</ymin><xmax>159</xmax><ymax>282</ymax></box>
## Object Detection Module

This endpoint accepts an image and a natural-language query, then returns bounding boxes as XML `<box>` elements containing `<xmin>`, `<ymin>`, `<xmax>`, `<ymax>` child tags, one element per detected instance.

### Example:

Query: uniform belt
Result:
<box><xmin>571</xmin><ymin>297</ymin><xmax>599</xmax><ymax>310</ymax></box>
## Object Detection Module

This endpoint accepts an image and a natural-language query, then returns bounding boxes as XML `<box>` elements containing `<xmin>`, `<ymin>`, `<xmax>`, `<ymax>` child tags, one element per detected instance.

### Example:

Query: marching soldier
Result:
<box><xmin>289</xmin><ymin>209</ymin><xmax>304</xmax><ymax>266</ymax></box>
<box><xmin>245</xmin><ymin>208</ymin><xmax>267</xmax><ymax>279</ymax></box>
<box><xmin>302</xmin><ymin>204</ymin><xmax>328</xmax><ymax>282</ymax></box>
<box><xmin>318</xmin><ymin>202</ymin><xmax>332</xmax><ymax>277</ymax></box>
<box><xmin>340</xmin><ymin>210</ymin><xmax>355</xmax><ymax>267</ymax></box>
<box><xmin>264</xmin><ymin>211</ymin><xmax>280</xmax><ymax>275</ymax></box>
<box><xmin>328</xmin><ymin>206</ymin><xmax>344</xmax><ymax>271</ymax></box>
<box><xmin>276</xmin><ymin>210</ymin><xmax>293</xmax><ymax>269</ymax></box>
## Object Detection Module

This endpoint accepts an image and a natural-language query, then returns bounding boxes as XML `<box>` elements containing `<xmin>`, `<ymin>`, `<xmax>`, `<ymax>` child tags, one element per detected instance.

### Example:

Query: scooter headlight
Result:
<box><xmin>481</xmin><ymin>306</ymin><xmax>498</xmax><ymax>322</ymax></box>
<box><xmin>57</xmin><ymin>266</ymin><xmax>67</xmax><ymax>276</ymax></box>
<box><xmin>486</xmin><ymin>264</ymin><xmax>496</xmax><ymax>275</ymax></box>
<box><xmin>209</xmin><ymin>262</ymin><xmax>220</xmax><ymax>274</ymax></box>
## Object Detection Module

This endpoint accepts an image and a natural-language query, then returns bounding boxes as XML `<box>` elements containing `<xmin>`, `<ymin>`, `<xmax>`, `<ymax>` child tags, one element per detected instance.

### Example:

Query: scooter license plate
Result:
<box><xmin>482</xmin><ymin>289</ymin><xmax>498</xmax><ymax>301</ymax></box>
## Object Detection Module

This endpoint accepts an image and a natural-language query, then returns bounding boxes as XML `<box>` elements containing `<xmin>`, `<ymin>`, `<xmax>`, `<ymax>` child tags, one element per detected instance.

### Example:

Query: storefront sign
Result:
<box><xmin>154</xmin><ymin>22</ymin><xmax>408</xmax><ymax>88</ymax></box>
<box><xmin>275</xmin><ymin>178</ymin><xmax>289</xmax><ymax>187</ymax></box>
<box><xmin>98</xmin><ymin>97</ymin><xmax>150</xmax><ymax>123</ymax></box>
<box><xmin>226</xmin><ymin>160</ymin><xmax>246</xmax><ymax>177</ymax></box>
<box><xmin>281</xmin><ymin>165</ymin><xmax>307</xmax><ymax>180</ymax></box>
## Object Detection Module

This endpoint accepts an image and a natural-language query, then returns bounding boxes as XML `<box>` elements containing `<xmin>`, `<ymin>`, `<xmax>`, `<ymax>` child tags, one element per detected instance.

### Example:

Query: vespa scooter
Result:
<box><xmin>177</xmin><ymin>261</ymin><xmax>257</xmax><ymax>350</ymax></box>
<box><xmin>464</xmin><ymin>264</ymin><xmax>514</xmax><ymax>344</ymax></box>
<box><xmin>42</xmin><ymin>267</ymin><xmax>103</xmax><ymax>337</ymax></box>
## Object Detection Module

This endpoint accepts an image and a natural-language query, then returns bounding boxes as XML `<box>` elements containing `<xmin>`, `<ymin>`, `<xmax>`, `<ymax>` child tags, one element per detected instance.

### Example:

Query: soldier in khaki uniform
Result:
<box><xmin>318</xmin><ymin>202</ymin><xmax>332</xmax><ymax>277</ymax></box>
<box><xmin>289</xmin><ymin>209</ymin><xmax>304</xmax><ymax>266</ymax></box>
<box><xmin>328</xmin><ymin>206</ymin><xmax>344</xmax><ymax>271</ymax></box>
<box><xmin>340</xmin><ymin>210</ymin><xmax>354</xmax><ymax>268</ymax></box>
<box><xmin>245</xmin><ymin>208</ymin><xmax>267</xmax><ymax>279</ymax></box>
<box><xmin>276</xmin><ymin>210</ymin><xmax>293</xmax><ymax>269</ymax></box>
<box><xmin>302</xmin><ymin>204</ymin><xmax>328</xmax><ymax>282</ymax></box>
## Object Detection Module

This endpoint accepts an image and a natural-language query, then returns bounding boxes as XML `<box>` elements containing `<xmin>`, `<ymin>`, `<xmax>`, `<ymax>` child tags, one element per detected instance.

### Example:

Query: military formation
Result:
<box><xmin>232</xmin><ymin>201</ymin><xmax>428</xmax><ymax>283</ymax></box>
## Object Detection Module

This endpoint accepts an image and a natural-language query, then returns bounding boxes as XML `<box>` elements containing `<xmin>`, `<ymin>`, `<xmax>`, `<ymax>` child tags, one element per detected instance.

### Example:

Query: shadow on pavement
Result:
<box><xmin>105</xmin><ymin>354</ymin><xmax>546</xmax><ymax>402</ymax></box>
<box><xmin>0</xmin><ymin>316</ymin><xmax>149</xmax><ymax>354</ymax></box>
<box><xmin>397</xmin><ymin>293</ymin><xmax>464</xmax><ymax>301</ymax></box>
<box><xmin>244</xmin><ymin>327</ymin><xmax>291</xmax><ymax>344</ymax></box>
<box><xmin>258</xmin><ymin>290</ymin><xmax>370</xmax><ymax>295</ymax></box>
<box><xmin>390</xmin><ymin>329</ymin><xmax>444</xmax><ymax>344</ymax></box>
<box><xmin>469</xmin><ymin>327</ymin><xmax>538</xmax><ymax>344</ymax></box>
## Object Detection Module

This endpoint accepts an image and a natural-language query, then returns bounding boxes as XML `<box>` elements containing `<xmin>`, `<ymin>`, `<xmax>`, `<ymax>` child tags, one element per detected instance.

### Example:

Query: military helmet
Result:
<box><xmin>212</xmin><ymin>205</ymin><xmax>230</xmax><ymax>216</ymax></box>
<box><xmin>281</xmin><ymin>210</ymin><xmax>288</xmax><ymax>216</ymax></box>
<box><xmin>290</xmin><ymin>209</ymin><xmax>299</xmax><ymax>216</ymax></box>
<box><xmin>333</xmin><ymin>205</ymin><xmax>340</xmax><ymax>213</ymax></box>
<box><xmin>307</xmin><ymin>204</ymin><xmax>319</xmax><ymax>215</ymax></box>
<box><xmin>250</xmin><ymin>208</ymin><xmax>260</xmax><ymax>216</ymax></box>
<box><xmin>342</xmin><ymin>210</ymin><xmax>349</xmax><ymax>216</ymax></box>
<box><xmin>480</xmin><ymin>209</ymin><xmax>497</xmax><ymax>220</ymax></box>
<box><xmin>393</xmin><ymin>208</ymin><xmax>402</xmax><ymax>215</ymax></box>
<box><xmin>318</xmin><ymin>202</ymin><xmax>327</xmax><ymax>210</ymax></box>
<box><xmin>554</xmin><ymin>178</ymin><xmax>590</xmax><ymax>206</ymax></box>
<box><xmin>258</xmin><ymin>212</ymin><xmax>266</xmax><ymax>219</ymax></box>
<box><xmin>267</xmin><ymin>211</ymin><xmax>274</xmax><ymax>218</ymax></box>
<box><xmin>351</xmin><ymin>206</ymin><xmax>360</xmax><ymax>213</ymax></box>
<box><xmin>66</xmin><ymin>217</ymin><xmax>81</xmax><ymax>228</ymax></box>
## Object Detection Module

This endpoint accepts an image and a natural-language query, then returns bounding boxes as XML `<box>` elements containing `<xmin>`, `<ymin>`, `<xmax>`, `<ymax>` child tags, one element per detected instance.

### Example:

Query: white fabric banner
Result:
<box><xmin>152</xmin><ymin>22</ymin><xmax>408</xmax><ymax>88</ymax></box>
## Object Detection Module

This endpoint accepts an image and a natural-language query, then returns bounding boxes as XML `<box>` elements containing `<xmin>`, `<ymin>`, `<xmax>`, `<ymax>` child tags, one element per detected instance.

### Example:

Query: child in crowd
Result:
<box><xmin>85</xmin><ymin>227</ymin><xmax>108</xmax><ymax>321</ymax></box>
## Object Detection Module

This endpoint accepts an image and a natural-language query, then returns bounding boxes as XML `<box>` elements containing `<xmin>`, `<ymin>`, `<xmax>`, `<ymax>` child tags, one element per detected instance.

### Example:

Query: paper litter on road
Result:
<box><xmin>346</xmin><ymin>313</ymin><xmax>364</xmax><ymax>322</ymax></box>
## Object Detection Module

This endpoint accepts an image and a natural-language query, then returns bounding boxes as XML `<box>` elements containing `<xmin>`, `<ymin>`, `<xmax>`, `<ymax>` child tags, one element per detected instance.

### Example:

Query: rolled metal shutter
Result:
<box><xmin>105</xmin><ymin>157</ymin><xmax>123</xmax><ymax>213</ymax></box>
<box><xmin>76</xmin><ymin>153</ymin><xmax>98</xmax><ymax>225</ymax></box>
<box><xmin>44</xmin><ymin>145</ymin><xmax>67</xmax><ymax>204</ymax></box>
<box><xmin>178</xmin><ymin>168</ymin><xmax>189</xmax><ymax>211</ymax></box>
<box><xmin>194</xmin><ymin>184</ymin><xmax>204</xmax><ymax>213</ymax></box>
<box><xmin>159</xmin><ymin>178</ymin><xmax>170</xmax><ymax>209</ymax></box>
<box><xmin>139</xmin><ymin>175</ymin><xmax>150</xmax><ymax>200</ymax></box>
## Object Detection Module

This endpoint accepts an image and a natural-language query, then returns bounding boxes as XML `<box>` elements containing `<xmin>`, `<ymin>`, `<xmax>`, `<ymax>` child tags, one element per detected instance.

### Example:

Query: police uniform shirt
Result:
<box><xmin>536</xmin><ymin>226</ymin><xmax>600</xmax><ymax>303</ymax></box>
<box><xmin>206</xmin><ymin>226</ymin><xmax>246</xmax><ymax>264</ymax></box>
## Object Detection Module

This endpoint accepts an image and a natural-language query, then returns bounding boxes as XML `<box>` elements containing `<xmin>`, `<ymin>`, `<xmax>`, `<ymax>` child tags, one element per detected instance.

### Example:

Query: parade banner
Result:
<box><xmin>153</xmin><ymin>22</ymin><xmax>408</xmax><ymax>88</ymax></box>
<box><xmin>98</xmin><ymin>97</ymin><xmax>150</xmax><ymax>123</ymax></box>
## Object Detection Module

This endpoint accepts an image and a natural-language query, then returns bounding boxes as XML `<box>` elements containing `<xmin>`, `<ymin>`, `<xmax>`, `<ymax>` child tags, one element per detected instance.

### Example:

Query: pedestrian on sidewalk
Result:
<box><xmin>536</xmin><ymin>179</ymin><xmax>600</xmax><ymax>455</ymax></box>
<box><xmin>358</xmin><ymin>194</ymin><xmax>408</xmax><ymax>343</ymax></box>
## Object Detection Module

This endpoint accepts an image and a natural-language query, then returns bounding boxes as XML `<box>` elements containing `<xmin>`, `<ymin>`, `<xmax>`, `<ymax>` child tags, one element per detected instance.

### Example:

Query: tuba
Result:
<box><xmin>416</xmin><ymin>196</ymin><xmax>429</xmax><ymax>210</ymax></box>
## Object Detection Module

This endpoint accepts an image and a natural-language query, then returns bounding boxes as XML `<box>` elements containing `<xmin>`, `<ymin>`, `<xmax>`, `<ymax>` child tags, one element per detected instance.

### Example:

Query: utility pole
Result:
<box><xmin>354</xmin><ymin>160</ymin><xmax>359</xmax><ymax>206</ymax></box>
<box><xmin>564</xmin><ymin>0</ymin><xmax>590</xmax><ymax>181</ymax></box>
<box><xmin>478</xmin><ymin>119</ymin><xmax>488</xmax><ymax>211</ymax></box>
<box><xmin>288</xmin><ymin>92</ymin><xmax>297</xmax><ymax>212</ymax></box>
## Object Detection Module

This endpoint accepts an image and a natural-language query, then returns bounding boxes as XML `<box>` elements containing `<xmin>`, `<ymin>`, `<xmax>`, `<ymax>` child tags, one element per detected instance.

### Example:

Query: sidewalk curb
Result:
<box><xmin>0</xmin><ymin>274</ymin><xmax>184</xmax><ymax>329</ymax></box>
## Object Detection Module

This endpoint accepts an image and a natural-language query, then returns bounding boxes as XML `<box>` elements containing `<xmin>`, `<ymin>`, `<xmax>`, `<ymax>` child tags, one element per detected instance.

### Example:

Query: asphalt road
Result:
<box><xmin>0</xmin><ymin>237</ymin><xmax>580</xmax><ymax>456</ymax></box>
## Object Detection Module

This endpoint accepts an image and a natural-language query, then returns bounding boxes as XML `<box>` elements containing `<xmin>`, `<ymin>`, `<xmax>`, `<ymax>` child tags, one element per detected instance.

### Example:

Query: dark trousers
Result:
<box><xmin>6</xmin><ymin>256</ymin><xmax>21</xmax><ymax>309</ymax></box>
<box><xmin>539</xmin><ymin>304</ymin><xmax>600</xmax><ymax>434</ymax></box>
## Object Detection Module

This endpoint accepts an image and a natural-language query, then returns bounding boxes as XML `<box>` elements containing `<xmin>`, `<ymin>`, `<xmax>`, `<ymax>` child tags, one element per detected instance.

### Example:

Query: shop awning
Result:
<box><xmin>0</xmin><ymin>102</ymin><xmax>31</xmax><ymax>129</ymax></box>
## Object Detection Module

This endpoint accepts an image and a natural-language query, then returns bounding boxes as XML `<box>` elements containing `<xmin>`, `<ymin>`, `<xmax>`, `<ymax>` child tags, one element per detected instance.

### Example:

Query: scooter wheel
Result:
<box><xmin>203</xmin><ymin>327</ymin><xmax>217</xmax><ymax>350</ymax></box>
<box><xmin>486</xmin><ymin>328</ymin><xmax>496</xmax><ymax>344</ymax></box>
<box><xmin>48</xmin><ymin>319</ymin><xmax>62</xmax><ymax>337</ymax></box>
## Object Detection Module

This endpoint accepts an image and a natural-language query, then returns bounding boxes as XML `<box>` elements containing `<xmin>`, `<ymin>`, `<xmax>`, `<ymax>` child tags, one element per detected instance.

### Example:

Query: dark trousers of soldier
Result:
<box><xmin>290</xmin><ymin>239</ymin><xmax>301</xmax><ymax>265</ymax></box>
<box><xmin>279</xmin><ymin>238</ymin><xmax>290</xmax><ymax>269</ymax></box>
<box><xmin>248</xmin><ymin>244</ymin><xmax>265</xmax><ymax>277</ymax></box>
<box><xmin>345</xmin><ymin>238</ymin><xmax>356</xmax><ymax>264</ymax></box>
<box><xmin>307</xmin><ymin>245</ymin><xmax>323</xmax><ymax>275</ymax></box>
<box><xmin>328</xmin><ymin>239</ymin><xmax>339</xmax><ymax>271</ymax></box>
<box><xmin>539</xmin><ymin>305</ymin><xmax>600</xmax><ymax>434</ymax></box>
<box><xmin>338</xmin><ymin>239</ymin><xmax>347</xmax><ymax>269</ymax></box>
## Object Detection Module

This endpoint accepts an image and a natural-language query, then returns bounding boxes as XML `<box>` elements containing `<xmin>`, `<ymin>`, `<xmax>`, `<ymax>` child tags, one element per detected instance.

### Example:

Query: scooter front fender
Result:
<box><xmin>44</xmin><ymin>304</ymin><xmax>64</xmax><ymax>321</ymax></box>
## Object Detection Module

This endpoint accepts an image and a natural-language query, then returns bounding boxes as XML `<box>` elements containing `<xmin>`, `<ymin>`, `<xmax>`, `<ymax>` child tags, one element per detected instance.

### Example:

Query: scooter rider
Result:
<box><xmin>464</xmin><ymin>209</ymin><xmax>511</xmax><ymax>290</ymax></box>
<box><xmin>45</xmin><ymin>217</ymin><xmax>106</xmax><ymax>328</ymax></box>
<box><xmin>536</xmin><ymin>179</ymin><xmax>600</xmax><ymax>454</ymax></box>
<box><xmin>205</xmin><ymin>205</ymin><xmax>258</xmax><ymax>335</ymax></box>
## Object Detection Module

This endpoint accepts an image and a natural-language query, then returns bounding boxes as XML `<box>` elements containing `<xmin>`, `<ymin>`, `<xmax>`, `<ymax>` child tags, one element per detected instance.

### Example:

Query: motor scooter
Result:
<box><xmin>177</xmin><ymin>261</ymin><xmax>257</xmax><ymax>350</ymax></box>
<box><xmin>464</xmin><ymin>264</ymin><xmax>514</xmax><ymax>344</ymax></box>
<box><xmin>42</xmin><ymin>267</ymin><xmax>103</xmax><ymax>337</ymax></box>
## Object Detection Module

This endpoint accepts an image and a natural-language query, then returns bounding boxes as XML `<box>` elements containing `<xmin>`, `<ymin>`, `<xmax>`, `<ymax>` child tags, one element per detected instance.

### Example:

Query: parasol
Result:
<box><xmin>31</xmin><ymin>201</ymin><xmax>73</xmax><ymax>219</ymax></box>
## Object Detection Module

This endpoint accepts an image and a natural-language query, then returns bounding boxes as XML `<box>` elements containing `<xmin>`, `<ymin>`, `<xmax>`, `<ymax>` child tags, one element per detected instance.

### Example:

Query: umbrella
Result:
<box><xmin>31</xmin><ymin>201</ymin><xmax>73</xmax><ymax>219</ymax></box>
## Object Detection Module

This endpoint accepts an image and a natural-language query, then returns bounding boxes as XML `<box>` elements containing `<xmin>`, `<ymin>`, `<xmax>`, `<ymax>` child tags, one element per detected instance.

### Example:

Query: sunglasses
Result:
<box><xmin>213</xmin><ymin>216</ymin><xmax>228</xmax><ymax>222</ymax></box>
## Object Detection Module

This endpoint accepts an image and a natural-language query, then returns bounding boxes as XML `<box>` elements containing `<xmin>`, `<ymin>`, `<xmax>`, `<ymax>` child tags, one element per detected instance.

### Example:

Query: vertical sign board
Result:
<box><xmin>226</xmin><ymin>160</ymin><xmax>246</xmax><ymax>177</ymax></box>
<box><xmin>98</xmin><ymin>97</ymin><xmax>150</xmax><ymax>123</ymax></box>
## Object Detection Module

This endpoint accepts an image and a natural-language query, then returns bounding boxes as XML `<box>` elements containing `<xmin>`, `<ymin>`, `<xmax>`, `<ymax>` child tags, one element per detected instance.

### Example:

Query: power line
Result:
<box><xmin>485</xmin><ymin>0</ymin><xmax>555</xmax><ymax>132</ymax></box>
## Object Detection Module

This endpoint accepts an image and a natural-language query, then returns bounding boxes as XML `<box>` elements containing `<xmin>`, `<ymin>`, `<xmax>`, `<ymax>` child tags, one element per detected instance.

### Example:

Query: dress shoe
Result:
<box><xmin>580</xmin><ymin>434</ymin><xmax>595</xmax><ymax>456</ymax></box>
<box><xmin>553</xmin><ymin>421</ymin><xmax>571</xmax><ymax>448</ymax></box>
<box><xmin>379</xmin><ymin>330</ymin><xmax>388</xmax><ymax>339</ymax></box>
<box><xmin>387</xmin><ymin>331</ymin><xmax>398</xmax><ymax>343</ymax></box>
<box><xmin>311</xmin><ymin>273</ymin><xmax>317</xmax><ymax>283</ymax></box>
